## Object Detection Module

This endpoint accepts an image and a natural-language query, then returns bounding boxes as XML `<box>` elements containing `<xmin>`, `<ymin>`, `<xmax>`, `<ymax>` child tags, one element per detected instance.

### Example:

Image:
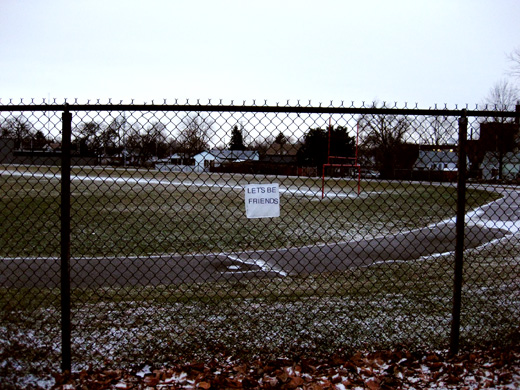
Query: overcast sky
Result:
<box><xmin>1</xmin><ymin>0</ymin><xmax>519</xmax><ymax>108</ymax></box>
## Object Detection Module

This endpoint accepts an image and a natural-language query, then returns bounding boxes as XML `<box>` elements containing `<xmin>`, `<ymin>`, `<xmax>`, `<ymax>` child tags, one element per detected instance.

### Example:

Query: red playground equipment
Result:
<box><xmin>321</xmin><ymin>119</ymin><xmax>361</xmax><ymax>198</ymax></box>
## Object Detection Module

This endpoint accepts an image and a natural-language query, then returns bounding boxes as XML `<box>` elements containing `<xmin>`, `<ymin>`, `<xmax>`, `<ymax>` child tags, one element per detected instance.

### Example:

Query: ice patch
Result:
<box><xmin>226</xmin><ymin>254</ymin><xmax>288</xmax><ymax>277</ymax></box>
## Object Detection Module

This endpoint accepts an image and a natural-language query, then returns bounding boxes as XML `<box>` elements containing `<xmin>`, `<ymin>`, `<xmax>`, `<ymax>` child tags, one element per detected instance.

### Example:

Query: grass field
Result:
<box><xmin>0</xmin><ymin>165</ymin><xmax>500</xmax><ymax>258</ymax></box>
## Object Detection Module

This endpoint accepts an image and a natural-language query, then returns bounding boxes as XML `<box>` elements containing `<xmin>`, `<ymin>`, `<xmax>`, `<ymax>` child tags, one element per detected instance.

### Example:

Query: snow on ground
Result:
<box><xmin>1</xmin><ymin>168</ymin><xmax>379</xmax><ymax>200</ymax></box>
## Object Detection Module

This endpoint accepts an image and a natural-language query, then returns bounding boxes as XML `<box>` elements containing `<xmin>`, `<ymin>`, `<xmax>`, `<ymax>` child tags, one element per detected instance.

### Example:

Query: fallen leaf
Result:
<box><xmin>365</xmin><ymin>377</ymin><xmax>380</xmax><ymax>390</ymax></box>
<box><xmin>198</xmin><ymin>381</ymin><xmax>211</xmax><ymax>389</ymax></box>
<box><xmin>286</xmin><ymin>375</ymin><xmax>304</xmax><ymax>389</ymax></box>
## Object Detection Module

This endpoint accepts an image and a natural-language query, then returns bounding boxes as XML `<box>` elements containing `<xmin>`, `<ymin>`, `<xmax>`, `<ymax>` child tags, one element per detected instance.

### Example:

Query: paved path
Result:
<box><xmin>1</xmin><ymin>186</ymin><xmax>519</xmax><ymax>289</ymax></box>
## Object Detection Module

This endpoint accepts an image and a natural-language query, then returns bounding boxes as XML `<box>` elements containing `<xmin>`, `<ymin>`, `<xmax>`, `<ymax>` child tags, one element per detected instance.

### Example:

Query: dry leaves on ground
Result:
<box><xmin>52</xmin><ymin>345</ymin><xmax>520</xmax><ymax>389</ymax></box>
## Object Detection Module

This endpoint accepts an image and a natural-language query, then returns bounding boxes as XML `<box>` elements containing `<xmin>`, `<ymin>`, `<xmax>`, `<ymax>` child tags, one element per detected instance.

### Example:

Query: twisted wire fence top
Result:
<box><xmin>1</xmin><ymin>98</ymin><xmax>518</xmax><ymax>116</ymax></box>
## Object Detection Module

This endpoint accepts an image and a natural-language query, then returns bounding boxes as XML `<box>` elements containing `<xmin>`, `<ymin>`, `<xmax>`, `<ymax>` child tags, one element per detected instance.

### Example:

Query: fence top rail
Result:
<box><xmin>0</xmin><ymin>101</ymin><xmax>518</xmax><ymax>118</ymax></box>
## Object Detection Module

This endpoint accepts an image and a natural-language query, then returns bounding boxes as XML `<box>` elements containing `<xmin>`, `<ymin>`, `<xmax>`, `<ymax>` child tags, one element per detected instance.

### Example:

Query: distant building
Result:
<box><xmin>413</xmin><ymin>150</ymin><xmax>459</xmax><ymax>172</ymax></box>
<box><xmin>155</xmin><ymin>154</ymin><xmax>195</xmax><ymax>172</ymax></box>
<box><xmin>194</xmin><ymin>150</ymin><xmax>259</xmax><ymax>172</ymax></box>
<box><xmin>481</xmin><ymin>152</ymin><xmax>520</xmax><ymax>181</ymax></box>
<box><xmin>262</xmin><ymin>143</ymin><xmax>299</xmax><ymax>164</ymax></box>
<box><xmin>467</xmin><ymin>122</ymin><xmax>519</xmax><ymax>179</ymax></box>
<box><xmin>409</xmin><ymin>149</ymin><xmax>468</xmax><ymax>182</ymax></box>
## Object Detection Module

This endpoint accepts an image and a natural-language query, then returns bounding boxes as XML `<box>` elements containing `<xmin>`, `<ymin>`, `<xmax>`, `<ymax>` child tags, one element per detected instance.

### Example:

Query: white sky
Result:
<box><xmin>1</xmin><ymin>0</ymin><xmax>519</xmax><ymax>108</ymax></box>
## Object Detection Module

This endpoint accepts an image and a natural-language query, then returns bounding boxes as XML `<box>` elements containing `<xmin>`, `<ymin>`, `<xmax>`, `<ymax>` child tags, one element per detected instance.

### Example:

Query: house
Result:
<box><xmin>413</xmin><ymin>150</ymin><xmax>459</xmax><ymax>172</ymax></box>
<box><xmin>411</xmin><ymin>150</ymin><xmax>467</xmax><ymax>182</ymax></box>
<box><xmin>155</xmin><ymin>154</ymin><xmax>196</xmax><ymax>172</ymax></box>
<box><xmin>262</xmin><ymin>143</ymin><xmax>299</xmax><ymax>164</ymax></box>
<box><xmin>193</xmin><ymin>150</ymin><xmax>259</xmax><ymax>172</ymax></box>
<box><xmin>1</xmin><ymin>137</ymin><xmax>99</xmax><ymax>166</ymax></box>
<box><xmin>481</xmin><ymin>151</ymin><xmax>520</xmax><ymax>181</ymax></box>
<box><xmin>467</xmin><ymin>122</ymin><xmax>519</xmax><ymax>179</ymax></box>
<box><xmin>156</xmin><ymin>154</ymin><xmax>186</xmax><ymax>165</ymax></box>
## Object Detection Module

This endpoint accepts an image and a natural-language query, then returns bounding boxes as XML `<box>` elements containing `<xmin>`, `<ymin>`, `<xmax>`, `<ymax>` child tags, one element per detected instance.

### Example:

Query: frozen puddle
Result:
<box><xmin>225</xmin><ymin>254</ymin><xmax>288</xmax><ymax>277</ymax></box>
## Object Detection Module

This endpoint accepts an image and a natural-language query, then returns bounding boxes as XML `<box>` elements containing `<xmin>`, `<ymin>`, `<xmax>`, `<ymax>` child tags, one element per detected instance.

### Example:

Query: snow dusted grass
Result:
<box><xmin>0</xmin><ymin>165</ymin><xmax>498</xmax><ymax>258</ymax></box>
<box><xmin>1</xmin><ymin>233</ymin><xmax>519</xmax><ymax>388</ymax></box>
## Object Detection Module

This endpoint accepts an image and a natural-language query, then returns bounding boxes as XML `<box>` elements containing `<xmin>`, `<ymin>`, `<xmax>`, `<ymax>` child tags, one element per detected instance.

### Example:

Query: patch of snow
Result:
<box><xmin>226</xmin><ymin>254</ymin><xmax>288</xmax><ymax>277</ymax></box>
<box><xmin>136</xmin><ymin>364</ymin><xmax>152</xmax><ymax>378</ymax></box>
<box><xmin>17</xmin><ymin>374</ymin><xmax>55</xmax><ymax>390</ymax></box>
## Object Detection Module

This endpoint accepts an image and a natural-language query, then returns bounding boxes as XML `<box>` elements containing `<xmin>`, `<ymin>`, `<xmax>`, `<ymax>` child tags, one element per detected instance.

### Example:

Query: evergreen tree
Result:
<box><xmin>229</xmin><ymin>125</ymin><xmax>245</xmax><ymax>150</ymax></box>
<box><xmin>297</xmin><ymin>126</ymin><xmax>355</xmax><ymax>167</ymax></box>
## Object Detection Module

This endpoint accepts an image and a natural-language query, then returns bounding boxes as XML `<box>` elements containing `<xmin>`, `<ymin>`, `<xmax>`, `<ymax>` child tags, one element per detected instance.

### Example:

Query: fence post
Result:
<box><xmin>61</xmin><ymin>106</ymin><xmax>72</xmax><ymax>372</ymax></box>
<box><xmin>450</xmin><ymin>110</ymin><xmax>468</xmax><ymax>355</ymax></box>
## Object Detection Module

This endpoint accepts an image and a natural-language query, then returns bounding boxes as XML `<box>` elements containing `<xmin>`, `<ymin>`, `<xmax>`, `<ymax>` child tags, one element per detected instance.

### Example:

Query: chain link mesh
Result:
<box><xmin>0</xmin><ymin>100</ymin><xmax>519</xmax><ymax>384</ymax></box>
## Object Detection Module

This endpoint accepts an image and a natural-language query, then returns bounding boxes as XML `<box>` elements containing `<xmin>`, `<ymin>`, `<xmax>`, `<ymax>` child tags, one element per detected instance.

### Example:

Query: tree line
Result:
<box><xmin>0</xmin><ymin>116</ymin><xmax>54</xmax><ymax>150</ymax></box>
<box><xmin>1</xmin><ymin>101</ymin><xmax>514</xmax><ymax>179</ymax></box>
<box><xmin>0</xmin><ymin>109</ymin><xmax>458</xmax><ymax>177</ymax></box>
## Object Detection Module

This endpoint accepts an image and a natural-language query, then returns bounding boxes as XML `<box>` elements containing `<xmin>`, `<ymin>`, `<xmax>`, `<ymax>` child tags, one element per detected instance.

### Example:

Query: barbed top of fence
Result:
<box><xmin>0</xmin><ymin>98</ymin><xmax>518</xmax><ymax>117</ymax></box>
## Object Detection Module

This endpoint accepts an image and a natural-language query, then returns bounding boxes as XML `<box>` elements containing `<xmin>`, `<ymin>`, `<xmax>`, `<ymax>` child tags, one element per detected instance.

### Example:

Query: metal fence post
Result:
<box><xmin>450</xmin><ymin>110</ymin><xmax>468</xmax><ymax>356</ymax></box>
<box><xmin>61</xmin><ymin>106</ymin><xmax>72</xmax><ymax>372</ymax></box>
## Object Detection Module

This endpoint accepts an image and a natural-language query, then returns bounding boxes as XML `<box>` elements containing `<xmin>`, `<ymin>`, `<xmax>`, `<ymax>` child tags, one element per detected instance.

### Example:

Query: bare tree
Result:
<box><xmin>0</xmin><ymin>116</ymin><xmax>34</xmax><ymax>149</ymax></box>
<box><xmin>73</xmin><ymin>121</ymin><xmax>102</xmax><ymax>156</ymax></box>
<box><xmin>143</xmin><ymin>122</ymin><xmax>169</xmax><ymax>159</ymax></box>
<box><xmin>122</xmin><ymin>122</ymin><xmax>170</xmax><ymax>165</ymax></box>
<box><xmin>106</xmin><ymin>115</ymin><xmax>128</xmax><ymax>154</ymax></box>
<box><xmin>99</xmin><ymin>122</ymin><xmax>119</xmax><ymax>157</ymax></box>
<box><xmin>485</xmin><ymin>79</ymin><xmax>519</xmax><ymax>110</ymax></box>
<box><xmin>178</xmin><ymin>113</ymin><xmax>214</xmax><ymax>157</ymax></box>
<box><xmin>483</xmin><ymin>79</ymin><xmax>519</xmax><ymax>123</ymax></box>
<box><xmin>248</xmin><ymin>133</ymin><xmax>274</xmax><ymax>155</ymax></box>
<box><xmin>124</xmin><ymin>126</ymin><xmax>142</xmax><ymax>163</ymax></box>
<box><xmin>358</xmin><ymin>105</ymin><xmax>410</xmax><ymax>179</ymax></box>
<box><xmin>507</xmin><ymin>47</ymin><xmax>520</xmax><ymax>81</ymax></box>
<box><xmin>418</xmin><ymin>115</ymin><xmax>457</xmax><ymax>146</ymax></box>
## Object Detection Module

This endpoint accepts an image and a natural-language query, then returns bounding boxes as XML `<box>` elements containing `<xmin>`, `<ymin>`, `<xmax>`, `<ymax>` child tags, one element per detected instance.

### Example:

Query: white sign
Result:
<box><xmin>244</xmin><ymin>183</ymin><xmax>280</xmax><ymax>219</ymax></box>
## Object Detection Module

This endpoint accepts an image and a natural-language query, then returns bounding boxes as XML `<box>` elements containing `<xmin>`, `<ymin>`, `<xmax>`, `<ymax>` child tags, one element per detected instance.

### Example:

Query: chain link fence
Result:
<box><xmin>0</xmin><ymin>100</ymin><xmax>519</xmax><ymax>386</ymax></box>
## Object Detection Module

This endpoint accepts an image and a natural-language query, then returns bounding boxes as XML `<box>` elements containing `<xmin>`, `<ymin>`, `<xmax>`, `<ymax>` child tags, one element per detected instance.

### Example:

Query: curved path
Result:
<box><xmin>1</xmin><ymin>186</ymin><xmax>519</xmax><ymax>289</ymax></box>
